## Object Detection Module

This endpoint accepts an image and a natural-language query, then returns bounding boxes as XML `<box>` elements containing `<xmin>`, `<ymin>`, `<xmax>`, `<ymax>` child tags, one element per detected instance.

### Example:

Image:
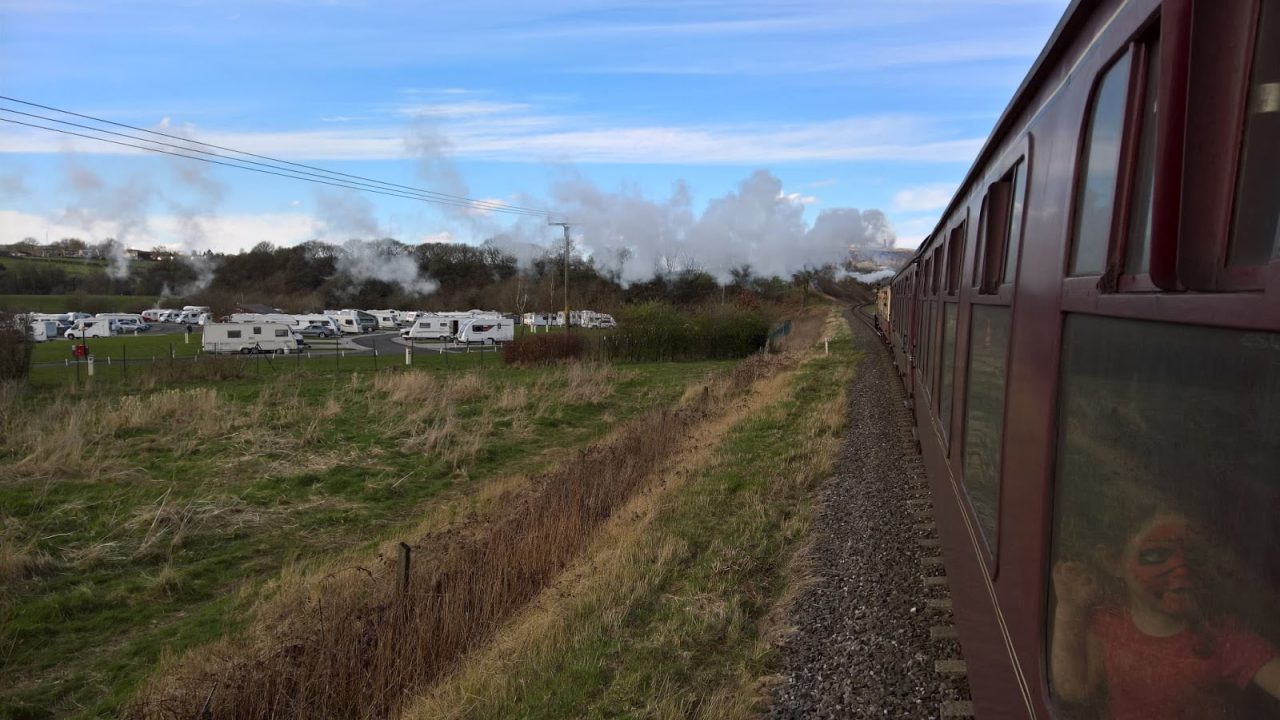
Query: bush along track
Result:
<box><xmin>129</xmin><ymin>311</ymin><xmax>843</xmax><ymax>720</ymax></box>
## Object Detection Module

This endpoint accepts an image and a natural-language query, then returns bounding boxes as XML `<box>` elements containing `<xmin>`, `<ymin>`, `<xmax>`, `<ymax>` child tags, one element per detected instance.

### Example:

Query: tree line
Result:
<box><xmin>0</xmin><ymin>237</ymin><xmax>874</xmax><ymax>314</ymax></box>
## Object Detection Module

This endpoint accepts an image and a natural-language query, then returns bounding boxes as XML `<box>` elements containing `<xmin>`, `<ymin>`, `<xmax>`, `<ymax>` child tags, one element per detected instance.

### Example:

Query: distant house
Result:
<box><xmin>234</xmin><ymin>303</ymin><xmax>283</xmax><ymax>315</ymax></box>
<box><xmin>126</xmin><ymin>248</ymin><xmax>178</xmax><ymax>262</ymax></box>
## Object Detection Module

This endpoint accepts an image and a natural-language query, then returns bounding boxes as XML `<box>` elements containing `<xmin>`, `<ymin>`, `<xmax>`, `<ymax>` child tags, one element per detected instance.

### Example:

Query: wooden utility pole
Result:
<box><xmin>549</xmin><ymin>221</ymin><xmax>571</xmax><ymax>332</ymax></box>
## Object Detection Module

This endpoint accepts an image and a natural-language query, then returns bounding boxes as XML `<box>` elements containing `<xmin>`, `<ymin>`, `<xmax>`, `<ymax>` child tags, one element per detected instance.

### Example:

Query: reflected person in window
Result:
<box><xmin>1051</xmin><ymin>509</ymin><xmax>1280</xmax><ymax>719</ymax></box>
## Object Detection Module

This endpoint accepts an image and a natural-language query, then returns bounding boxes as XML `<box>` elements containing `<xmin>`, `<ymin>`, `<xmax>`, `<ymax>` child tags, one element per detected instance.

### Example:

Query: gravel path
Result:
<box><xmin>768</xmin><ymin>309</ymin><xmax>973</xmax><ymax>719</ymax></box>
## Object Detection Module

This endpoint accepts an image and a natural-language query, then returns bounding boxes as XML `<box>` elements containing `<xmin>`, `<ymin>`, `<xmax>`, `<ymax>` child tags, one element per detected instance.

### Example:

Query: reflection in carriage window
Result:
<box><xmin>1048</xmin><ymin>316</ymin><xmax>1280</xmax><ymax>718</ymax></box>
<box><xmin>962</xmin><ymin>305</ymin><xmax>1010</xmax><ymax>551</ymax></box>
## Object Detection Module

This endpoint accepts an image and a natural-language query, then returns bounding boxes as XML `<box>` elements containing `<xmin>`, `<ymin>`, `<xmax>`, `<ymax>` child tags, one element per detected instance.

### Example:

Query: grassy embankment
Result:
<box><xmin>399</xmin><ymin>311</ymin><xmax>856</xmax><ymax>718</ymax></box>
<box><xmin>0</xmin><ymin>358</ymin><xmax>732</xmax><ymax>719</ymax></box>
<box><xmin>120</xmin><ymin>309</ymin><xmax>847</xmax><ymax>719</ymax></box>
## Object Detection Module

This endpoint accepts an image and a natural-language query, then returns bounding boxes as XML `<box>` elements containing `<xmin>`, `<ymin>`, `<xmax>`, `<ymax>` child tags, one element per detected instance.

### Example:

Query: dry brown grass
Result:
<box><xmin>129</xmin><ymin>347</ymin><xmax>793</xmax><ymax>720</ymax></box>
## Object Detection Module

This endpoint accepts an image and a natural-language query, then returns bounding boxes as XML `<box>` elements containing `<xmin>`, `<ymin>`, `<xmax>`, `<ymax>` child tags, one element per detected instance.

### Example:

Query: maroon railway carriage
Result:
<box><xmin>880</xmin><ymin>0</ymin><xmax>1280</xmax><ymax>717</ymax></box>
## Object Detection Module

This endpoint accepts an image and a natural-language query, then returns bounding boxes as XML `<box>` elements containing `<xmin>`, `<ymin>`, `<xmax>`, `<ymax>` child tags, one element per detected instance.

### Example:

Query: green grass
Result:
<box><xmin>407</xmin><ymin>315</ymin><xmax>857</xmax><ymax>719</ymax></box>
<box><xmin>0</xmin><ymin>294</ymin><xmax>160</xmax><ymax>314</ymax></box>
<box><xmin>0</xmin><ymin>357</ymin><xmax>732</xmax><ymax>719</ymax></box>
<box><xmin>0</xmin><ymin>256</ymin><xmax>111</xmax><ymax>277</ymax></box>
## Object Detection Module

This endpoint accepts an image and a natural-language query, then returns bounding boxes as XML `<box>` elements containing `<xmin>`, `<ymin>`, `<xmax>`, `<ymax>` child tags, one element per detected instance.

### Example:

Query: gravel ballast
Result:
<box><xmin>768</xmin><ymin>309</ymin><xmax>973</xmax><ymax>719</ymax></box>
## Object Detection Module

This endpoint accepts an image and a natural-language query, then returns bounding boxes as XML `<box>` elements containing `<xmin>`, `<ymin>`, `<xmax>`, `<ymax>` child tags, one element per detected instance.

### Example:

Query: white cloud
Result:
<box><xmin>892</xmin><ymin>182</ymin><xmax>956</xmax><ymax>212</ymax></box>
<box><xmin>780</xmin><ymin>191</ymin><xmax>818</xmax><ymax>205</ymax></box>
<box><xmin>419</xmin><ymin>231</ymin><xmax>454</xmax><ymax>243</ymax></box>
<box><xmin>0</xmin><ymin>112</ymin><xmax>981</xmax><ymax>165</ymax></box>
<box><xmin>0</xmin><ymin>209</ymin><xmax>318</xmax><ymax>254</ymax></box>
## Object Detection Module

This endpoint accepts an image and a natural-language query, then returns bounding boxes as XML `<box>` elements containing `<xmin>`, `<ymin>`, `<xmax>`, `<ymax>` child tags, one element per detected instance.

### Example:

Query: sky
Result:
<box><xmin>0</xmin><ymin>0</ymin><xmax>1069</xmax><ymax>265</ymax></box>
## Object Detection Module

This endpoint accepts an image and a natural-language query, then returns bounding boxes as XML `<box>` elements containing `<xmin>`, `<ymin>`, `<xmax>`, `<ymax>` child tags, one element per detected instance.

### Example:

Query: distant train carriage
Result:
<box><xmin>884</xmin><ymin>1</ymin><xmax>1280</xmax><ymax>717</ymax></box>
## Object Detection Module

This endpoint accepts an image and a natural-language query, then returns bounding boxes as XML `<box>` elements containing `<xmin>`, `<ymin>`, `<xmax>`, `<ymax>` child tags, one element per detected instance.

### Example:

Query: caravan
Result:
<box><xmin>202</xmin><ymin>323</ymin><xmax>300</xmax><ymax>354</ymax></box>
<box><xmin>368</xmin><ymin>310</ymin><xmax>399</xmax><ymax>330</ymax></box>
<box><xmin>28</xmin><ymin>320</ymin><xmax>59</xmax><ymax>342</ymax></box>
<box><xmin>328</xmin><ymin>310</ymin><xmax>377</xmax><ymax>334</ymax></box>
<box><xmin>456</xmin><ymin>317</ymin><xmax>514</xmax><ymax>345</ymax></box>
<box><xmin>400</xmin><ymin>313</ymin><xmax>457</xmax><ymax>341</ymax></box>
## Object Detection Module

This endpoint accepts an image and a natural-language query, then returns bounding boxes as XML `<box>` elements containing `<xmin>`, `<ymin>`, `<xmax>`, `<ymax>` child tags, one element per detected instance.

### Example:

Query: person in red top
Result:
<box><xmin>1051</xmin><ymin>511</ymin><xmax>1280</xmax><ymax>718</ymax></box>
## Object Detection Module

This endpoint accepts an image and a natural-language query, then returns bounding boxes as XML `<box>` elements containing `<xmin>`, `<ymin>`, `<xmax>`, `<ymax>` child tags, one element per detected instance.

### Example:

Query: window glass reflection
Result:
<box><xmin>1049</xmin><ymin>315</ymin><xmax>1280</xmax><ymax>718</ymax></box>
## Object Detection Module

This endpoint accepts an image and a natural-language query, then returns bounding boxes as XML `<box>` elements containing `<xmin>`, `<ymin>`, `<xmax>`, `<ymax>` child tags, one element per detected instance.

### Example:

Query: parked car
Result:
<box><xmin>297</xmin><ymin>323</ymin><xmax>336</xmax><ymax>338</ymax></box>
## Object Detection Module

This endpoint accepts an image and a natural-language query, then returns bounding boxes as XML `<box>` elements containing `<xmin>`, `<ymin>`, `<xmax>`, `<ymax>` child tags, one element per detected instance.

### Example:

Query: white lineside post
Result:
<box><xmin>825</xmin><ymin>338</ymin><xmax>830</xmax><ymax>356</ymax></box>
<box><xmin>405</xmin><ymin>346</ymin><xmax>411</xmax><ymax>366</ymax></box>
<box><xmin>87</xmin><ymin>355</ymin><xmax>95</xmax><ymax>377</ymax></box>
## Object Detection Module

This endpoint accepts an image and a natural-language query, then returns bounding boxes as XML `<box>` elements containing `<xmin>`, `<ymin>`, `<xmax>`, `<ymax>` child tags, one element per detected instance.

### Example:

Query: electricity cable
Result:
<box><xmin>0</xmin><ymin>116</ymin><xmax>549</xmax><ymax>217</ymax></box>
<box><xmin>0</xmin><ymin>96</ymin><xmax>550</xmax><ymax>218</ymax></box>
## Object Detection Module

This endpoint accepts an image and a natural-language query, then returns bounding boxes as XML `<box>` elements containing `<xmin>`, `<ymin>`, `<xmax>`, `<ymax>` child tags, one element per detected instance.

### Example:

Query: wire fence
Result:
<box><xmin>28</xmin><ymin>335</ymin><xmax>505</xmax><ymax>391</ymax></box>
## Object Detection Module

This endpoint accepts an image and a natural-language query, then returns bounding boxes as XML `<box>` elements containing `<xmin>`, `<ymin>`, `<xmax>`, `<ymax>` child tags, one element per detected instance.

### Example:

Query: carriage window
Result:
<box><xmin>227</xmin><ymin>330</ymin><xmax>241</xmax><ymax>339</ymax></box>
<box><xmin>253</xmin><ymin>327</ymin><xmax>262</xmax><ymax>335</ymax></box>
<box><xmin>1126</xmin><ymin>37</ymin><xmax>1161</xmax><ymax>275</ymax></box>
<box><xmin>973</xmin><ymin>199</ymin><xmax>989</xmax><ymax>288</ymax></box>
<box><xmin>948</xmin><ymin>223</ymin><xmax>966</xmax><ymax>294</ymax></box>
<box><xmin>1230</xmin><ymin>0</ymin><xmax>1280</xmax><ymax>267</ymax></box>
<box><xmin>275</xmin><ymin>329</ymin><xmax>288</xmax><ymax>337</ymax></box>
<box><xmin>938</xmin><ymin>303</ymin><xmax>958</xmax><ymax>441</ymax></box>
<box><xmin>1048</xmin><ymin>316</ymin><xmax>1280</xmax><ymax>718</ymax></box>
<box><xmin>1003</xmin><ymin>162</ymin><xmax>1026</xmax><ymax>283</ymax></box>
<box><xmin>962</xmin><ymin>305</ymin><xmax>1010</xmax><ymax>551</ymax></box>
<box><xmin>1070</xmin><ymin>53</ymin><xmax>1132</xmax><ymax>276</ymax></box>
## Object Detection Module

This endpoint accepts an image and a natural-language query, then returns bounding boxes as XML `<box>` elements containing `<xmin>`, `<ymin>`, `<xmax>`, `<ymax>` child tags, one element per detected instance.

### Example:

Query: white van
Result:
<box><xmin>64</xmin><ymin>318</ymin><xmax>116</xmax><ymax>339</ymax></box>
<box><xmin>202</xmin><ymin>322</ymin><xmax>299</xmax><ymax>354</ymax></box>
<box><xmin>456</xmin><ymin>318</ymin><xmax>514</xmax><ymax>345</ymax></box>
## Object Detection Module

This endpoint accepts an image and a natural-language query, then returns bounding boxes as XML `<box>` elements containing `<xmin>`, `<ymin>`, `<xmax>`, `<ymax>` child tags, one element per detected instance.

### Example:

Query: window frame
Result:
<box><xmin>1178</xmin><ymin>0</ymin><xmax>1275</xmax><ymax>291</ymax></box>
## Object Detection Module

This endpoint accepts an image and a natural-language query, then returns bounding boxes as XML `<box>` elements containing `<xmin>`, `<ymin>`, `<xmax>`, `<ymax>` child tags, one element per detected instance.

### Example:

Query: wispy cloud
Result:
<box><xmin>0</xmin><ymin>111</ymin><xmax>981</xmax><ymax>165</ymax></box>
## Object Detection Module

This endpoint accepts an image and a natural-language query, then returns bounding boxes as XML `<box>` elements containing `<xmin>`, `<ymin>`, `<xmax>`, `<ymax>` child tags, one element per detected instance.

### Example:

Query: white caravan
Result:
<box><xmin>142</xmin><ymin>309</ymin><xmax>171</xmax><ymax>322</ymax></box>
<box><xmin>65</xmin><ymin>318</ymin><xmax>116</xmax><ymax>339</ymax></box>
<box><xmin>292</xmin><ymin>314</ymin><xmax>341</xmax><ymax>335</ymax></box>
<box><xmin>456</xmin><ymin>317</ymin><xmax>514</xmax><ymax>344</ymax></box>
<box><xmin>29</xmin><ymin>320</ymin><xmax>59</xmax><ymax>342</ymax></box>
<box><xmin>522</xmin><ymin>313</ymin><xmax>553</xmax><ymax>327</ymax></box>
<box><xmin>368</xmin><ymin>310</ymin><xmax>399</xmax><ymax>329</ymax></box>
<box><xmin>202</xmin><ymin>322</ymin><xmax>299</xmax><ymax>354</ymax></box>
<box><xmin>400</xmin><ymin>314</ymin><xmax>458</xmax><ymax>341</ymax></box>
<box><xmin>329</xmin><ymin>309</ymin><xmax>377</xmax><ymax>334</ymax></box>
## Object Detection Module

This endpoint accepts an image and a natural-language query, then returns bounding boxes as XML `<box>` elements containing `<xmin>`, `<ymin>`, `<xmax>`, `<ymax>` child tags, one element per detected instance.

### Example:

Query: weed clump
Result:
<box><xmin>502</xmin><ymin>333</ymin><xmax>586</xmax><ymax>365</ymax></box>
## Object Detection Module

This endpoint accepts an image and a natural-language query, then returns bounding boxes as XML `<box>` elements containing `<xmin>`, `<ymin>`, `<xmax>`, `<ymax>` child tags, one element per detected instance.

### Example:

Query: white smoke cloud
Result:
<box><xmin>57</xmin><ymin>157</ymin><xmax>156</xmax><ymax>280</ymax></box>
<box><xmin>314</xmin><ymin>188</ymin><xmax>384</xmax><ymax>239</ymax></box>
<box><xmin>335</xmin><ymin>238</ymin><xmax>438</xmax><ymax>295</ymax></box>
<box><xmin>546</xmin><ymin>169</ymin><xmax>896</xmax><ymax>283</ymax></box>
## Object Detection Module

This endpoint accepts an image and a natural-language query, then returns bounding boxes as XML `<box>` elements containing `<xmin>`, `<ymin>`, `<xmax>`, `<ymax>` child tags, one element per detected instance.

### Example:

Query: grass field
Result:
<box><xmin>0</xmin><ymin>294</ymin><xmax>160</xmax><ymax>314</ymax></box>
<box><xmin>0</xmin><ymin>256</ymin><xmax>111</xmax><ymax>277</ymax></box>
<box><xmin>0</xmin><ymin>357</ymin><xmax>734</xmax><ymax>718</ymax></box>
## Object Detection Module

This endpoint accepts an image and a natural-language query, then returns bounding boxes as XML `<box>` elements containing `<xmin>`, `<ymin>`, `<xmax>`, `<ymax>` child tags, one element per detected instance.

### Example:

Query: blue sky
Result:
<box><xmin>0</xmin><ymin>0</ymin><xmax>1068</xmax><ymax>258</ymax></box>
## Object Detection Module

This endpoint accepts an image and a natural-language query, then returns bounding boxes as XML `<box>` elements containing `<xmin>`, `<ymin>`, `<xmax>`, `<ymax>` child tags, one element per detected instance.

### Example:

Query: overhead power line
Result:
<box><xmin>0</xmin><ymin>95</ymin><xmax>550</xmax><ymax>219</ymax></box>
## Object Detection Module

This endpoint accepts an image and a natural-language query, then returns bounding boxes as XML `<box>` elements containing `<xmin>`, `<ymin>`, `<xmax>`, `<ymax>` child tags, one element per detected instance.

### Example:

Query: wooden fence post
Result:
<box><xmin>398</xmin><ymin>542</ymin><xmax>412</xmax><ymax>595</ymax></box>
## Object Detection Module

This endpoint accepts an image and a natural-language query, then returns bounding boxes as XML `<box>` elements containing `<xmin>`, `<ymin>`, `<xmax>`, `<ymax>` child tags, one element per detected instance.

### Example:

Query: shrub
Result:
<box><xmin>502</xmin><ymin>332</ymin><xmax>587</xmax><ymax>366</ymax></box>
<box><xmin>602</xmin><ymin>303</ymin><xmax>769</xmax><ymax>362</ymax></box>
<box><xmin>0</xmin><ymin>312</ymin><xmax>34</xmax><ymax>381</ymax></box>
